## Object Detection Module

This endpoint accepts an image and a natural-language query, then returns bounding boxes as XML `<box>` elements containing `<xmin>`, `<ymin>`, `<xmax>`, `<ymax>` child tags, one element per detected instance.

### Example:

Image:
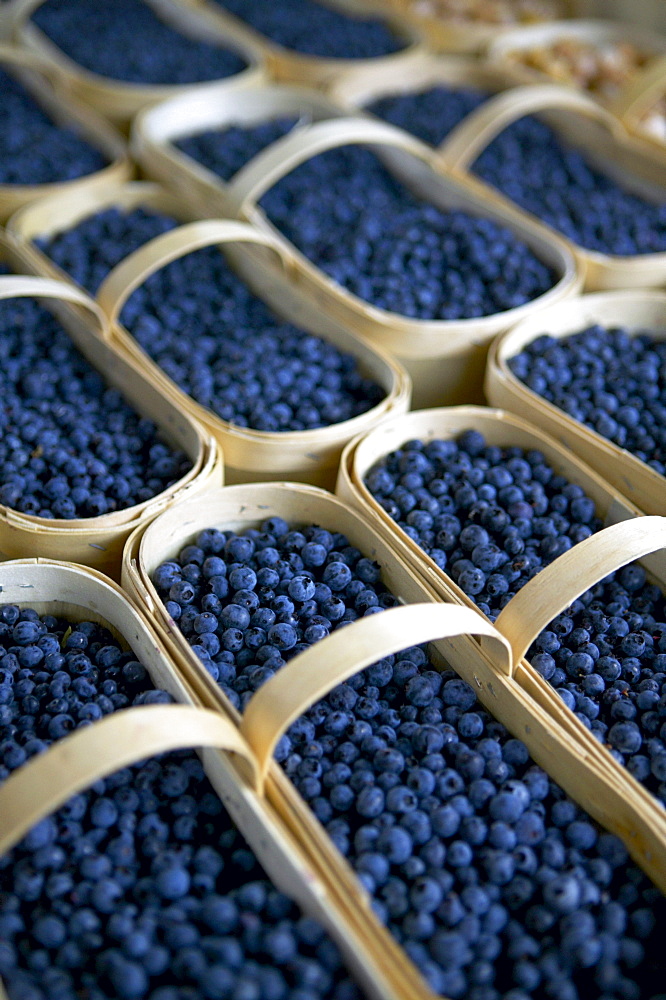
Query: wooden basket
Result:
<box><xmin>93</xmin><ymin>218</ymin><xmax>410</xmax><ymax>489</ymax></box>
<box><xmin>0</xmin><ymin>557</ymin><xmax>413</xmax><ymax>1000</ymax></box>
<box><xmin>379</xmin><ymin>0</ymin><xmax>578</xmax><ymax>54</ymax></box>
<box><xmin>611</xmin><ymin>53</ymin><xmax>666</xmax><ymax>149</ymax></box>
<box><xmin>485</xmin><ymin>290</ymin><xmax>666</xmax><ymax>515</ymax></box>
<box><xmin>121</xmin><ymin>481</ymin><xmax>666</xmax><ymax>975</ymax></box>
<box><xmin>335</xmin><ymin>406</ymin><xmax>666</xmax><ymax>830</ymax></box>
<box><xmin>436</xmin><ymin>82</ymin><xmax>666</xmax><ymax>291</ymax></box>
<box><xmin>161</xmin><ymin>114</ymin><xmax>580</xmax><ymax>408</ymax></box>
<box><xmin>131</xmin><ymin>80</ymin><xmax>349</xmax><ymax>220</ymax></box>
<box><xmin>5</xmin><ymin>179</ymin><xmax>199</xmax><ymax>290</ymax></box>
<box><xmin>8</xmin><ymin>0</ymin><xmax>265</xmax><ymax>128</ymax></box>
<box><xmin>329</xmin><ymin>46</ymin><xmax>524</xmax><ymax>112</ymax></box>
<box><xmin>0</xmin><ymin>44</ymin><xmax>131</xmax><ymax>223</ymax></box>
<box><xmin>0</xmin><ymin>234</ymin><xmax>221</xmax><ymax>578</ymax></box>
<box><xmin>487</xmin><ymin>18</ymin><xmax>666</xmax><ymax>105</ymax></box>
<box><xmin>174</xmin><ymin>0</ymin><xmax>427</xmax><ymax>89</ymax></box>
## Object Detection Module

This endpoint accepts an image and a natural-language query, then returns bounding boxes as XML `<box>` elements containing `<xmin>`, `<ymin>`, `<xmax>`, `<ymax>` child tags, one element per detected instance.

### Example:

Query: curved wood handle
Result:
<box><xmin>96</xmin><ymin>219</ymin><xmax>292</xmax><ymax>327</ymax></box>
<box><xmin>611</xmin><ymin>53</ymin><xmax>666</xmax><ymax>124</ymax></box>
<box><xmin>0</xmin><ymin>273</ymin><xmax>107</xmax><ymax>330</ymax></box>
<box><xmin>437</xmin><ymin>83</ymin><xmax>626</xmax><ymax>172</ymax></box>
<box><xmin>240</xmin><ymin>603</ymin><xmax>512</xmax><ymax>793</ymax></box>
<box><xmin>495</xmin><ymin>516</ymin><xmax>666</xmax><ymax>666</ymax></box>
<box><xmin>0</xmin><ymin>705</ymin><xmax>258</xmax><ymax>858</ymax></box>
<box><xmin>0</xmin><ymin>40</ymin><xmax>68</xmax><ymax>86</ymax></box>
<box><xmin>227</xmin><ymin>115</ymin><xmax>431</xmax><ymax>213</ymax></box>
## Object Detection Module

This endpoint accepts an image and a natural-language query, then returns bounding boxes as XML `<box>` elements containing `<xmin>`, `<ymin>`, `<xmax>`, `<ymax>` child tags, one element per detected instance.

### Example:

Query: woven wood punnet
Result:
<box><xmin>0</xmin><ymin>43</ymin><xmax>130</xmax><ymax>223</ymax></box>
<box><xmin>0</xmin><ymin>234</ymin><xmax>221</xmax><ymax>578</ymax></box>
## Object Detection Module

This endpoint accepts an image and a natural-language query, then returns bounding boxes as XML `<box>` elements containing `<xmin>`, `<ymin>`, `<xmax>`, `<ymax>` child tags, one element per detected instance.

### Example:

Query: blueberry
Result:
<box><xmin>32</xmin><ymin>0</ymin><xmax>247</xmax><ymax>85</ymax></box>
<box><xmin>260</xmin><ymin>146</ymin><xmax>555</xmax><ymax>323</ymax></box>
<box><xmin>208</xmin><ymin>0</ymin><xmax>404</xmax><ymax>58</ymax></box>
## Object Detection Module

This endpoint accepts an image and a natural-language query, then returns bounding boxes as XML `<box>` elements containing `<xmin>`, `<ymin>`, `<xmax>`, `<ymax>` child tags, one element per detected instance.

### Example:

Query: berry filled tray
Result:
<box><xmin>94</xmin><ymin>218</ymin><xmax>409</xmax><ymax>488</ymax></box>
<box><xmin>437</xmin><ymin>82</ymin><xmax>666</xmax><ymax>290</ymax></box>
<box><xmin>181</xmin><ymin>0</ymin><xmax>425</xmax><ymax>88</ymax></box>
<box><xmin>0</xmin><ymin>233</ymin><xmax>220</xmax><ymax>577</ymax></box>
<box><xmin>10</xmin><ymin>0</ymin><xmax>265</xmax><ymax>127</ymax></box>
<box><xmin>0</xmin><ymin>44</ymin><xmax>130</xmax><ymax>223</ymax></box>
<box><xmin>122</xmin><ymin>481</ymin><xmax>666</xmax><ymax>1000</ymax></box>
<box><xmin>485</xmin><ymin>290</ymin><xmax>666</xmax><ymax>515</ymax></box>
<box><xmin>0</xmin><ymin>558</ymin><xmax>377</xmax><ymax>1000</ymax></box>
<box><xmin>337</xmin><ymin>405</ymin><xmax>666</xmax><ymax>829</ymax></box>
<box><xmin>143</xmin><ymin>109</ymin><xmax>579</xmax><ymax>407</ymax></box>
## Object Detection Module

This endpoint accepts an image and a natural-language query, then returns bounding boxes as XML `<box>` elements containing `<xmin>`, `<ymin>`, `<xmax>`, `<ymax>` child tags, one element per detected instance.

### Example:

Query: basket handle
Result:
<box><xmin>240</xmin><ymin>602</ymin><xmax>512</xmax><ymax>793</ymax></box>
<box><xmin>0</xmin><ymin>273</ymin><xmax>107</xmax><ymax>330</ymax></box>
<box><xmin>495</xmin><ymin>516</ymin><xmax>666</xmax><ymax>666</ymax></box>
<box><xmin>96</xmin><ymin>219</ymin><xmax>293</xmax><ymax>329</ymax></box>
<box><xmin>226</xmin><ymin>115</ymin><xmax>431</xmax><ymax>214</ymax></box>
<box><xmin>437</xmin><ymin>83</ymin><xmax>626</xmax><ymax>172</ymax></box>
<box><xmin>611</xmin><ymin>53</ymin><xmax>666</xmax><ymax>125</ymax></box>
<box><xmin>0</xmin><ymin>40</ymin><xmax>69</xmax><ymax>88</ymax></box>
<box><xmin>0</xmin><ymin>705</ymin><xmax>258</xmax><ymax>858</ymax></box>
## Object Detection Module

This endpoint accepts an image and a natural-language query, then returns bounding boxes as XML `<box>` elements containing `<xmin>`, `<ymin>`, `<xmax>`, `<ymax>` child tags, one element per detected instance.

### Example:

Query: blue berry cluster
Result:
<box><xmin>152</xmin><ymin>518</ymin><xmax>666</xmax><ymax>1000</ymax></box>
<box><xmin>0</xmin><ymin>291</ymin><xmax>191</xmax><ymax>519</ymax></box>
<box><xmin>368</xmin><ymin>85</ymin><xmax>487</xmax><ymax>147</ymax></box>
<box><xmin>176</xmin><ymin>117</ymin><xmax>300</xmax><ymax>184</ymax></box>
<box><xmin>38</xmin><ymin>206</ymin><xmax>180</xmax><ymax>295</ymax></box>
<box><xmin>32</xmin><ymin>0</ymin><xmax>247</xmax><ymax>85</ymax></box>
<box><xmin>472</xmin><ymin>115</ymin><xmax>666</xmax><ymax>255</ymax></box>
<box><xmin>0</xmin><ymin>603</ymin><xmax>361</xmax><ymax>1000</ymax></box>
<box><xmin>364</xmin><ymin>432</ymin><xmax>666</xmax><ymax>808</ymax></box>
<box><xmin>0</xmin><ymin>69</ymin><xmax>107</xmax><ymax>186</ymax></box>
<box><xmin>508</xmin><ymin>325</ymin><xmax>666</xmax><ymax>475</ymax></box>
<box><xmin>259</xmin><ymin>146</ymin><xmax>556</xmax><ymax>320</ymax></box>
<box><xmin>212</xmin><ymin>0</ymin><xmax>403</xmax><ymax>59</ymax></box>
<box><xmin>525</xmin><ymin>561</ymin><xmax>666</xmax><ymax>806</ymax></box>
<box><xmin>117</xmin><ymin>246</ymin><xmax>385</xmax><ymax>432</ymax></box>
<box><xmin>364</xmin><ymin>430</ymin><xmax>602</xmax><ymax>620</ymax></box>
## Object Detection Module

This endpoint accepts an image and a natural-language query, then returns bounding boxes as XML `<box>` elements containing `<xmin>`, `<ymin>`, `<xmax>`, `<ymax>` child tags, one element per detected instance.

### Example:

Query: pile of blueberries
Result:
<box><xmin>367</xmin><ymin>84</ymin><xmax>488</xmax><ymax>148</ymax></box>
<box><xmin>152</xmin><ymin>515</ymin><xmax>666</xmax><ymax>1000</ymax></box>
<box><xmin>0</xmin><ymin>604</ymin><xmax>361</xmax><ymax>1000</ymax></box>
<box><xmin>508</xmin><ymin>325</ymin><xmax>666</xmax><ymax>475</ymax></box>
<box><xmin>39</xmin><ymin>206</ymin><xmax>385</xmax><ymax>435</ymax></box>
<box><xmin>472</xmin><ymin>113</ymin><xmax>666</xmax><ymax>256</ymax></box>
<box><xmin>364</xmin><ymin>429</ymin><xmax>666</xmax><ymax>803</ymax></box>
<box><xmin>360</xmin><ymin>81</ymin><xmax>666</xmax><ymax>256</ymax></box>
<box><xmin>0</xmin><ymin>288</ymin><xmax>191</xmax><ymax>519</ymax></box>
<box><xmin>364</xmin><ymin>429</ymin><xmax>603</xmax><ymax>619</ymax></box>
<box><xmin>118</xmin><ymin>245</ymin><xmax>386</xmax><ymax>433</ymax></box>
<box><xmin>177</xmin><ymin>117</ymin><xmax>300</xmax><ymax>184</ymax></box>
<box><xmin>213</xmin><ymin>0</ymin><xmax>404</xmax><ymax>59</ymax></box>
<box><xmin>0</xmin><ymin>69</ymin><xmax>107</xmax><ymax>186</ymax></box>
<box><xmin>259</xmin><ymin>145</ymin><xmax>556</xmax><ymax>321</ymax></box>
<box><xmin>39</xmin><ymin>206</ymin><xmax>180</xmax><ymax>295</ymax></box>
<box><xmin>31</xmin><ymin>0</ymin><xmax>247</xmax><ymax>85</ymax></box>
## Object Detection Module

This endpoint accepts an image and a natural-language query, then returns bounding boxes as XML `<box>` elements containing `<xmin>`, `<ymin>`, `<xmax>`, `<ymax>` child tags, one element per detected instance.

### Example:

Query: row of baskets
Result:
<box><xmin>1</xmin><ymin>469</ymin><xmax>666</xmax><ymax>999</ymax></box>
<box><xmin>4</xmin><ymin>0</ymin><xmax>666</xmax><ymax>148</ymax></box>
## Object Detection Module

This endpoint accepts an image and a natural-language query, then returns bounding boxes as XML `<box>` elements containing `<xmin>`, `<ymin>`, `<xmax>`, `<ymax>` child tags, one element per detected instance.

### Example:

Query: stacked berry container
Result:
<box><xmin>0</xmin><ymin>558</ymin><xmax>383</xmax><ymax>1000</ymax></box>
<box><xmin>0</xmin><ymin>44</ymin><xmax>130</xmax><ymax>222</ymax></box>
<box><xmin>0</xmin><ymin>232</ymin><xmax>220</xmax><ymax>576</ymax></box>
<box><xmin>436</xmin><ymin>82</ymin><xmax>666</xmax><ymax>290</ymax></box>
<box><xmin>485</xmin><ymin>291</ymin><xmax>666</xmax><ymax>514</ymax></box>
<box><xmin>173</xmin><ymin>0</ymin><xmax>426</xmax><ymax>88</ymax></box>
<box><xmin>133</xmin><ymin>99</ymin><xmax>580</xmax><ymax>406</ymax></box>
<box><xmin>337</xmin><ymin>406</ymin><xmax>666</xmax><ymax>829</ymax></box>
<box><xmin>121</xmin><ymin>481</ymin><xmax>666</xmax><ymax>1000</ymax></box>
<box><xmin>9</xmin><ymin>0</ymin><xmax>265</xmax><ymax>127</ymax></box>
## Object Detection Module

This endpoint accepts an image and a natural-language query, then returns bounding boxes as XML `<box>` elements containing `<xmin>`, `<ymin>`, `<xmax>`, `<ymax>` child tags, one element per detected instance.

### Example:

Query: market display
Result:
<box><xmin>0</xmin><ymin>603</ymin><xmax>362</xmax><ymax>1000</ymax></box>
<box><xmin>30</xmin><ymin>0</ymin><xmax>248</xmax><ymax>84</ymax></box>
<box><xmin>150</xmin><ymin>515</ymin><xmax>666</xmax><ymax>999</ymax></box>
<box><xmin>1</xmin><ymin>2</ymin><xmax>666</xmax><ymax>998</ymax></box>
